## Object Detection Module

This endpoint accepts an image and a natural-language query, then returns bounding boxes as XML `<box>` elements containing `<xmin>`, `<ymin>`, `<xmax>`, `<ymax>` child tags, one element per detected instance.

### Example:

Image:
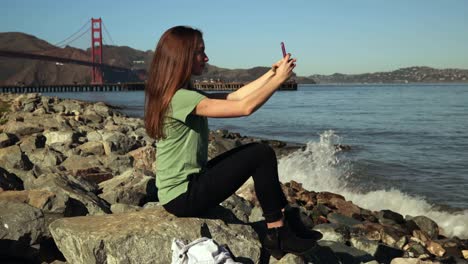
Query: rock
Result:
<box><xmin>86</xmin><ymin>130</ymin><xmax>103</xmax><ymax>142</ymax></box>
<box><xmin>3</xmin><ymin>119</ymin><xmax>44</xmax><ymax>136</ymax></box>
<box><xmin>317</xmin><ymin>240</ymin><xmax>375</xmax><ymax>263</ymax></box>
<box><xmin>403</xmin><ymin>241</ymin><xmax>430</xmax><ymax>258</ymax></box>
<box><xmin>270</xmin><ymin>253</ymin><xmax>303</xmax><ymax>263</ymax></box>
<box><xmin>316</xmin><ymin>192</ymin><xmax>345</xmax><ymax>205</ymax></box>
<box><xmin>93</xmin><ymin>102</ymin><xmax>113</xmax><ymax>117</ymax></box>
<box><xmin>329</xmin><ymin>198</ymin><xmax>361</xmax><ymax>218</ymax></box>
<box><xmin>0</xmin><ymin>201</ymin><xmax>48</xmax><ymax>259</ymax></box>
<box><xmin>407</xmin><ymin>216</ymin><xmax>440</xmax><ymax>240</ymax></box>
<box><xmin>44</xmin><ymin>130</ymin><xmax>79</xmax><ymax>146</ymax></box>
<box><xmin>377</xmin><ymin>209</ymin><xmax>405</xmax><ymax>225</ymax></box>
<box><xmin>381</xmin><ymin>225</ymin><xmax>406</xmax><ymax>248</ymax></box>
<box><xmin>99</xmin><ymin>154</ymin><xmax>134</xmax><ymax>175</ymax></box>
<box><xmin>98</xmin><ymin>169</ymin><xmax>156</xmax><ymax>206</ymax></box>
<box><xmin>128</xmin><ymin>145</ymin><xmax>156</xmax><ymax>173</ymax></box>
<box><xmin>248</xmin><ymin>205</ymin><xmax>264</xmax><ymax>222</ymax></box>
<box><xmin>235</xmin><ymin>178</ymin><xmax>258</xmax><ymax>206</ymax></box>
<box><xmin>76</xmin><ymin>141</ymin><xmax>105</xmax><ymax>156</ymax></box>
<box><xmin>313</xmin><ymin>223</ymin><xmax>350</xmax><ymax>243</ymax></box>
<box><xmin>142</xmin><ymin>202</ymin><xmax>160</xmax><ymax>210</ymax></box>
<box><xmin>0</xmin><ymin>132</ymin><xmax>18</xmax><ymax>148</ymax></box>
<box><xmin>327</xmin><ymin>212</ymin><xmax>362</xmax><ymax>227</ymax></box>
<box><xmin>412</xmin><ymin>230</ymin><xmax>431</xmax><ymax>246</ymax></box>
<box><xmin>350</xmin><ymin>237</ymin><xmax>404</xmax><ymax>263</ymax></box>
<box><xmin>390</xmin><ymin>258</ymin><xmax>439</xmax><ymax>264</ymax></box>
<box><xmin>74</xmin><ymin>167</ymin><xmax>113</xmax><ymax>184</ymax></box>
<box><xmin>0</xmin><ymin>190</ymin><xmax>55</xmax><ymax>211</ymax></box>
<box><xmin>19</xmin><ymin>134</ymin><xmax>47</xmax><ymax>153</ymax></box>
<box><xmin>219</xmin><ymin>194</ymin><xmax>252</xmax><ymax>223</ymax></box>
<box><xmin>49</xmin><ymin>207</ymin><xmax>261</xmax><ymax>264</ymax></box>
<box><xmin>0</xmin><ymin>167</ymin><xmax>24</xmax><ymax>191</ymax></box>
<box><xmin>0</xmin><ymin>144</ymin><xmax>34</xmax><ymax>172</ymax></box>
<box><xmin>60</xmin><ymin>155</ymin><xmax>103</xmax><ymax>173</ymax></box>
<box><xmin>110</xmin><ymin>203</ymin><xmax>142</xmax><ymax>214</ymax></box>
<box><xmin>26</xmin><ymin>172</ymin><xmax>111</xmax><ymax>216</ymax></box>
<box><xmin>28</xmin><ymin>146</ymin><xmax>66</xmax><ymax>169</ymax></box>
<box><xmin>426</xmin><ymin>241</ymin><xmax>445</xmax><ymax>257</ymax></box>
<box><xmin>101</xmin><ymin>131</ymin><xmax>141</xmax><ymax>154</ymax></box>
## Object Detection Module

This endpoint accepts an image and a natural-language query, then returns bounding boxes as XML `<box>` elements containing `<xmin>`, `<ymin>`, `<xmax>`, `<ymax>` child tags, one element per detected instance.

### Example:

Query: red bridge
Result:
<box><xmin>0</xmin><ymin>18</ymin><xmax>134</xmax><ymax>85</ymax></box>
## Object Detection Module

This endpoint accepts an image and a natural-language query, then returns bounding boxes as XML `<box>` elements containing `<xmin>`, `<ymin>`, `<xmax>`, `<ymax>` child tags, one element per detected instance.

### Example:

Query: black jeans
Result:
<box><xmin>163</xmin><ymin>142</ymin><xmax>288</xmax><ymax>223</ymax></box>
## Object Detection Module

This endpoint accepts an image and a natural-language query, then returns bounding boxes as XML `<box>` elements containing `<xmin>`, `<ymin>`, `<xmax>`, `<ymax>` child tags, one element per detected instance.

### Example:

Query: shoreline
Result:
<box><xmin>0</xmin><ymin>93</ymin><xmax>467</xmax><ymax>263</ymax></box>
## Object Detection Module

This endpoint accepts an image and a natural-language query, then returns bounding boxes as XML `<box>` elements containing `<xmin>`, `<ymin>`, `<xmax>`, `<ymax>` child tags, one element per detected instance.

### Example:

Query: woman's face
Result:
<box><xmin>191</xmin><ymin>39</ymin><xmax>209</xmax><ymax>76</ymax></box>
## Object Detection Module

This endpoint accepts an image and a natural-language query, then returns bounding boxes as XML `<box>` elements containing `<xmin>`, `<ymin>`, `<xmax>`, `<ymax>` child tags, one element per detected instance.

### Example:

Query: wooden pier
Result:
<box><xmin>0</xmin><ymin>81</ymin><xmax>297</xmax><ymax>94</ymax></box>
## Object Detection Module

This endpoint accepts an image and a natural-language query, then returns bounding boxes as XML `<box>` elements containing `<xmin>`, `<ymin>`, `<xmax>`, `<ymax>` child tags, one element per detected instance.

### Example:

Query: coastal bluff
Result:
<box><xmin>0</xmin><ymin>93</ymin><xmax>467</xmax><ymax>264</ymax></box>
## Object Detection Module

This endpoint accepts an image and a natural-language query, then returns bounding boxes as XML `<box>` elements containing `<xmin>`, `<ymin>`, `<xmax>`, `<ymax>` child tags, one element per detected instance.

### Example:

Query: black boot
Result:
<box><xmin>263</xmin><ymin>222</ymin><xmax>317</xmax><ymax>259</ymax></box>
<box><xmin>285</xmin><ymin>206</ymin><xmax>323</xmax><ymax>240</ymax></box>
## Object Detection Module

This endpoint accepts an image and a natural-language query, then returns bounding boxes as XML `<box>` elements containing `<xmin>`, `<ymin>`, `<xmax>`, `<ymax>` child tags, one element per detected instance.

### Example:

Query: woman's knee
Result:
<box><xmin>249</xmin><ymin>142</ymin><xmax>277</xmax><ymax>161</ymax></box>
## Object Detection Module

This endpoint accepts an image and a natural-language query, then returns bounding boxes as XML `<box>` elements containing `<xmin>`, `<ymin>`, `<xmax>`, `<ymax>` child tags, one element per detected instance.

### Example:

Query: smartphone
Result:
<box><xmin>281</xmin><ymin>42</ymin><xmax>287</xmax><ymax>57</ymax></box>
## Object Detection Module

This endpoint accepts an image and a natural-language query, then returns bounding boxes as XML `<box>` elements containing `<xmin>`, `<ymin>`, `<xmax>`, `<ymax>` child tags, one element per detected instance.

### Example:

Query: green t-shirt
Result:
<box><xmin>156</xmin><ymin>88</ymin><xmax>208</xmax><ymax>204</ymax></box>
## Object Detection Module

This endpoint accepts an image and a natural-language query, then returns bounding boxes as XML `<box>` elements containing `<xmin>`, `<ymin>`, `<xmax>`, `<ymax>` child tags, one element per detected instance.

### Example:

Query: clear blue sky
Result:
<box><xmin>2</xmin><ymin>0</ymin><xmax>468</xmax><ymax>76</ymax></box>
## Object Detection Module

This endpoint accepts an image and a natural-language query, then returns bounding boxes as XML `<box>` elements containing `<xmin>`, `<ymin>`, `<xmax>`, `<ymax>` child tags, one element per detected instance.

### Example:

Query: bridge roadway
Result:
<box><xmin>0</xmin><ymin>50</ymin><xmax>130</xmax><ymax>72</ymax></box>
<box><xmin>0</xmin><ymin>82</ymin><xmax>297</xmax><ymax>93</ymax></box>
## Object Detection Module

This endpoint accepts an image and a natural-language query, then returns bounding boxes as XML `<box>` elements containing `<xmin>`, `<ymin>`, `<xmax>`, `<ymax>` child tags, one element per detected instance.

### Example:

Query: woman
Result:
<box><xmin>145</xmin><ymin>26</ymin><xmax>319</xmax><ymax>259</ymax></box>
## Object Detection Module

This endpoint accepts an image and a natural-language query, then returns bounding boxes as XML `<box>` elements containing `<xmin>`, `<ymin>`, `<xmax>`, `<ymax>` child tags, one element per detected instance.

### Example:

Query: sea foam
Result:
<box><xmin>278</xmin><ymin>130</ymin><xmax>468</xmax><ymax>238</ymax></box>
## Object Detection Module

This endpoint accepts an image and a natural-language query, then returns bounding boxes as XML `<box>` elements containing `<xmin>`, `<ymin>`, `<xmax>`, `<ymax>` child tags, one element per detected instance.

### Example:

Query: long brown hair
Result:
<box><xmin>145</xmin><ymin>26</ymin><xmax>203</xmax><ymax>139</ymax></box>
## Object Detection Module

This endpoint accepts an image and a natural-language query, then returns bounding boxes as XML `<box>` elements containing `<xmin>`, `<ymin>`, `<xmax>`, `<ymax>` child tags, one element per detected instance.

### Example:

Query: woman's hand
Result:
<box><xmin>273</xmin><ymin>54</ymin><xmax>297</xmax><ymax>83</ymax></box>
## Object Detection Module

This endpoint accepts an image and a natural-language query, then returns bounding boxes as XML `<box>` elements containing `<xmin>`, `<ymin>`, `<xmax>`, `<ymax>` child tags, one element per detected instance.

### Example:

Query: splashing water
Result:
<box><xmin>278</xmin><ymin>130</ymin><xmax>468</xmax><ymax>238</ymax></box>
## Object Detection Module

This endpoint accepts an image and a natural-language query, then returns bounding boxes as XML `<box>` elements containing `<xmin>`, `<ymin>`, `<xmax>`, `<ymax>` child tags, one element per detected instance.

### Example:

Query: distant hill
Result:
<box><xmin>310</xmin><ymin>66</ymin><xmax>468</xmax><ymax>84</ymax></box>
<box><xmin>1</xmin><ymin>32</ymin><xmax>467</xmax><ymax>85</ymax></box>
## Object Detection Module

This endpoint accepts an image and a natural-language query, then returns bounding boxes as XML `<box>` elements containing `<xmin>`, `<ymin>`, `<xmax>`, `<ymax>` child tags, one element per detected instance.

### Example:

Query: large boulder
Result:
<box><xmin>0</xmin><ymin>201</ymin><xmax>48</xmax><ymax>259</ymax></box>
<box><xmin>49</xmin><ymin>206</ymin><xmax>261</xmax><ymax>264</ymax></box>
<box><xmin>0</xmin><ymin>144</ymin><xmax>34</xmax><ymax>173</ymax></box>
<box><xmin>25</xmin><ymin>172</ymin><xmax>111</xmax><ymax>216</ymax></box>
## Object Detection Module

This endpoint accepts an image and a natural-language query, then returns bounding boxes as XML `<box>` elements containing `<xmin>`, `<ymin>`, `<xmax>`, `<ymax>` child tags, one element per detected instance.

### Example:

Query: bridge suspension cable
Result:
<box><xmin>53</xmin><ymin>20</ymin><xmax>91</xmax><ymax>47</ymax></box>
<box><xmin>102</xmin><ymin>21</ymin><xmax>115</xmax><ymax>46</ymax></box>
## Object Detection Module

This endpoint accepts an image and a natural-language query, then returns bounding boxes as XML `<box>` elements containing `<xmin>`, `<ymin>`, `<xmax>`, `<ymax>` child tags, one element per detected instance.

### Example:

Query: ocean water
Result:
<box><xmin>43</xmin><ymin>84</ymin><xmax>468</xmax><ymax>238</ymax></box>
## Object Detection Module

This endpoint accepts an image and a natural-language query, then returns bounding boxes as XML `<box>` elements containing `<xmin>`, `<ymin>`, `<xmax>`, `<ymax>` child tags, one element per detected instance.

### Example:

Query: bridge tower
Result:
<box><xmin>91</xmin><ymin>18</ymin><xmax>103</xmax><ymax>84</ymax></box>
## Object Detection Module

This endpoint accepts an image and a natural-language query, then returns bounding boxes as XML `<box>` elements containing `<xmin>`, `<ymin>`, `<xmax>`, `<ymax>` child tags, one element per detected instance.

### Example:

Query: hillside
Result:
<box><xmin>311</xmin><ymin>66</ymin><xmax>468</xmax><ymax>84</ymax></box>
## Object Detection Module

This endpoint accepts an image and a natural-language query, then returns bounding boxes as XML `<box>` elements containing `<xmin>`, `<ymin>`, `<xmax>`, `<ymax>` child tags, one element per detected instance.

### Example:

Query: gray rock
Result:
<box><xmin>98</xmin><ymin>169</ymin><xmax>156</xmax><ymax>206</ymax></box>
<box><xmin>86</xmin><ymin>130</ymin><xmax>103</xmax><ymax>142</ymax></box>
<box><xmin>28</xmin><ymin>146</ymin><xmax>66</xmax><ymax>169</ymax></box>
<box><xmin>327</xmin><ymin>212</ymin><xmax>362</xmax><ymax>227</ymax></box>
<box><xmin>99</xmin><ymin>154</ymin><xmax>134</xmax><ymax>175</ymax></box>
<box><xmin>317</xmin><ymin>240</ymin><xmax>375</xmax><ymax>264</ymax></box>
<box><xmin>26</xmin><ymin>172</ymin><xmax>111</xmax><ymax>216</ymax></box>
<box><xmin>350</xmin><ymin>237</ymin><xmax>404</xmax><ymax>263</ymax></box>
<box><xmin>60</xmin><ymin>155</ymin><xmax>103</xmax><ymax>173</ymax></box>
<box><xmin>248</xmin><ymin>205</ymin><xmax>265</xmax><ymax>223</ymax></box>
<box><xmin>0</xmin><ymin>201</ymin><xmax>47</xmax><ymax>244</ymax></box>
<box><xmin>407</xmin><ymin>215</ymin><xmax>439</xmax><ymax>239</ymax></box>
<box><xmin>110</xmin><ymin>203</ymin><xmax>142</xmax><ymax>213</ymax></box>
<box><xmin>3</xmin><ymin>120</ymin><xmax>44</xmax><ymax>136</ymax></box>
<box><xmin>44</xmin><ymin>130</ymin><xmax>79</xmax><ymax>146</ymax></box>
<box><xmin>93</xmin><ymin>102</ymin><xmax>113</xmax><ymax>117</ymax></box>
<box><xmin>0</xmin><ymin>145</ymin><xmax>34</xmax><ymax>172</ymax></box>
<box><xmin>270</xmin><ymin>253</ymin><xmax>303</xmax><ymax>263</ymax></box>
<box><xmin>142</xmin><ymin>202</ymin><xmax>160</xmax><ymax>210</ymax></box>
<box><xmin>101</xmin><ymin>131</ymin><xmax>141</xmax><ymax>154</ymax></box>
<box><xmin>0</xmin><ymin>132</ymin><xmax>19</xmax><ymax>148</ymax></box>
<box><xmin>77</xmin><ymin>141</ymin><xmax>105</xmax><ymax>156</ymax></box>
<box><xmin>313</xmin><ymin>223</ymin><xmax>350</xmax><ymax>243</ymax></box>
<box><xmin>377</xmin><ymin>209</ymin><xmax>405</xmax><ymax>225</ymax></box>
<box><xmin>220</xmin><ymin>194</ymin><xmax>253</xmax><ymax>223</ymax></box>
<box><xmin>19</xmin><ymin>134</ymin><xmax>47</xmax><ymax>153</ymax></box>
<box><xmin>49</xmin><ymin>207</ymin><xmax>261</xmax><ymax>264</ymax></box>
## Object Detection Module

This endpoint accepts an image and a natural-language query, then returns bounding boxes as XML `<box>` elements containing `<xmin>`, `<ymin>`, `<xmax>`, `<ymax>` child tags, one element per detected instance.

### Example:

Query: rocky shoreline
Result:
<box><xmin>0</xmin><ymin>93</ymin><xmax>467</xmax><ymax>264</ymax></box>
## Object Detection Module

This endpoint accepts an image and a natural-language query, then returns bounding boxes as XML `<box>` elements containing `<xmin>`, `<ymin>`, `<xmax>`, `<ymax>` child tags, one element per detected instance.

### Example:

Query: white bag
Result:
<box><xmin>171</xmin><ymin>237</ymin><xmax>241</xmax><ymax>264</ymax></box>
